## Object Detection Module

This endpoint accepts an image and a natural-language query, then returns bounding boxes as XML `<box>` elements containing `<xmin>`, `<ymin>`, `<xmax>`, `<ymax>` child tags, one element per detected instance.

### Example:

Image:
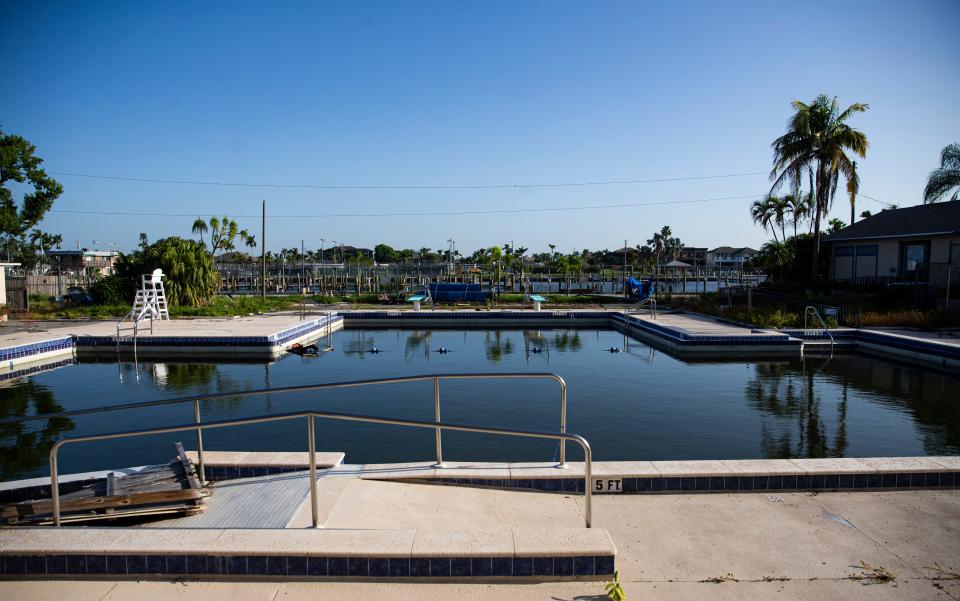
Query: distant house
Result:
<box><xmin>706</xmin><ymin>247</ymin><xmax>758</xmax><ymax>270</ymax></box>
<box><xmin>678</xmin><ymin>247</ymin><xmax>707</xmax><ymax>268</ymax></box>
<box><xmin>45</xmin><ymin>249</ymin><xmax>118</xmax><ymax>276</ymax></box>
<box><xmin>825</xmin><ymin>201</ymin><xmax>960</xmax><ymax>289</ymax></box>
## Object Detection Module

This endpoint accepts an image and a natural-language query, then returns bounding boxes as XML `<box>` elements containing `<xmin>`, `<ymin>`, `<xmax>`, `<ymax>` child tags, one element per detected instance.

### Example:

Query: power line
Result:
<box><xmin>50</xmin><ymin>193</ymin><xmax>763</xmax><ymax>219</ymax></box>
<box><xmin>48</xmin><ymin>170</ymin><xmax>767</xmax><ymax>190</ymax></box>
<box><xmin>856</xmin><ymin>192</ymin><xmax>895</xmax><ymax>208</ymax></box>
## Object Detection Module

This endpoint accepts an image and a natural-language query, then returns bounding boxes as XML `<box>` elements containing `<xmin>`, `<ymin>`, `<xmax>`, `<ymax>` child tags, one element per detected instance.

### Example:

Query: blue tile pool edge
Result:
<box><xmin>388</xmin><ymin>471</ymin><xmax>959</xmax><ymax>494</ymax></box>
<box><xmin>0</xmin><ymin>553</ymin><xmax>614</xmax><ymax>579</ymax></box>
<box><xmin>4</xmin><ymin>311</ymin><xmax>958</xmax><ymax>364</ymax></box>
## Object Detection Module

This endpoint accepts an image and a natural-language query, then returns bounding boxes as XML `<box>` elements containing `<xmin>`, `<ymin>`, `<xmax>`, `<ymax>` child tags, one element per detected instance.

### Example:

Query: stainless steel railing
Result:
<box><xmin>804</xmin><ymin>306</ymin><xmax>834</xmax><ymax>354</ymax></box>
<box><xmin>48</xmin><ymin>409</ymin><xmax>593</xmax><ymax>528</ymax></box>
<box><xmin>1</xmin><ymin>372</ymin><xmax>570</xmax><ymax>483</ymax></box>
<box><xmin>627</xmin><ymin>297</ymin><xmax>657</xmax><ymax>319</ymax></box>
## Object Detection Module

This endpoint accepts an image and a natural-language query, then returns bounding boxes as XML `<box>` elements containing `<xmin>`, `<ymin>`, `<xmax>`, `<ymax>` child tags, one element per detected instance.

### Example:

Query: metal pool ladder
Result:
<box><xmin>627</xmin><ymin>297</ymin><xmax>657</xmax><ymax>319</ymax></box>
<box><xmin>804</xmin><ymin>306</ymin><xmax>834</xmax><ymax>354</ymax></box>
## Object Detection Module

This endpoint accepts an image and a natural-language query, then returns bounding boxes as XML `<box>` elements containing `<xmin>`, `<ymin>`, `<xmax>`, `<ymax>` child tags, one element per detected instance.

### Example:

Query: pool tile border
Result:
<box><xmin>0</xmin><ymin>552</ymin><xmax>614</xmax><ymax>579</ymax></box>
<box><xmin>3</xmin><ymin>311</ymin><xmax>958</xmax><ymax>368</ymax></box>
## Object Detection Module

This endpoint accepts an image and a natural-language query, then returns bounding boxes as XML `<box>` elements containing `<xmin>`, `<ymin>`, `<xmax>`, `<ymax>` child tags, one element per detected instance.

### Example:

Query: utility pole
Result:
<box><xmin>261</xmin><ymin>200</ymin><xmax>266</xmax><ymax>300</ymax></box>
<box><xmin>301</xmin><ymin>239</ymin><xmax>305</xmax><ymax>293</ymax></box>
<box><xmin>319</xmin><ymin>238</ymin><xmax>325</xmax><ymax>294</ymax></box>
<box><xmin>623</xmin><ymin>239</ymin><xmax>628</xmax><ymax>298</ymax></box>
<box><xmin>851</xmin><ymin>161</ymin><xmax>857</xmax><ymax>224</ymax></box>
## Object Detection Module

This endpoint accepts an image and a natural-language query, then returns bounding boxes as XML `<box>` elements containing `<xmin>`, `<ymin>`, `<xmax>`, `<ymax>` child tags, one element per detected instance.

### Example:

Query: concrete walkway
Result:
<box><xmin>4</xmin><ymin>489</ymin><xmax>957</xmax><ymax>599</ymax></box>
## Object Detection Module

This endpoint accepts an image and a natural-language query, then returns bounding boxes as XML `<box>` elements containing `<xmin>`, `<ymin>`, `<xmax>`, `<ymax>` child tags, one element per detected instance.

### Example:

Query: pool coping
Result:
<box><xmin>336</xmin><ymin>456</ymin><xmax>960</xmax><ymax>494</ymax></box>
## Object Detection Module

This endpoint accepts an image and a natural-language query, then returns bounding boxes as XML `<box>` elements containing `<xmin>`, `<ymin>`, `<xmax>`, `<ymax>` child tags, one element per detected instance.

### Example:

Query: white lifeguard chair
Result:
<box><xmin>117</xmin><ymin>269</ymin><xmax>169</xmax><ymax>343</ymax></box>
<box><xmin>133</xmin><ymin>269</ymin><xmax>170</xmax><ymax>320</ymax></box>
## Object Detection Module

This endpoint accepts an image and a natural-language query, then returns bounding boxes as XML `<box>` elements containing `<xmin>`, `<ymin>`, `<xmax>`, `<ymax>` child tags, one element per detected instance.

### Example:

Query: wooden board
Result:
<box><xmin>1</xmin><ymin>443</ymin><xmax>210</xmax><ymax>525</ymax></box>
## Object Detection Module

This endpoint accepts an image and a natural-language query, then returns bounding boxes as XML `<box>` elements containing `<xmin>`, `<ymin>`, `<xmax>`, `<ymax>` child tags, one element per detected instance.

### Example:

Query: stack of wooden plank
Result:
<box><xmin>1</xmin><ymin>443</ymin><xmax>209</xmax><ymax>525</ymax></box>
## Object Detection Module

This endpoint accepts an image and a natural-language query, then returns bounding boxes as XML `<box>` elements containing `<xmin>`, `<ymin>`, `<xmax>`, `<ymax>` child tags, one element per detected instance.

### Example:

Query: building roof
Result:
<box><xmin>826</xmin><ymin>201</ymin><xmax>960</xmax><ymax>242</ymax></box>
<box><xmin>709</xmin><ymin>246</ymin><xmax>758</xmax><ymax>254</ymax></box>
<box><xmin>47</xmin><ymin>249</ymin><xmax>118</xmax><ymax>257</ymax></box>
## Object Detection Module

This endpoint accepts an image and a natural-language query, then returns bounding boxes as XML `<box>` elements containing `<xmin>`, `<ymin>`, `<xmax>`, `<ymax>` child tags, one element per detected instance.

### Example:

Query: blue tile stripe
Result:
<box><xmin>429</xmin><ymin>471</ymin><xmax>958</xmax><ymax>493</ymax></box>
<box><xmin>0</xmin><ymin>553</ymin><xmax>614</xmax><ymax>578</ymax></box>
<box><xmin>3</xmin><ymin>312</ymin><xmax>957</xmax><ymax>361</ymax></box>
<box><xmin>0</xmin><ymin>357</ymin><xmax>75</xmax><ymax>382</ymax></box>
<box><xmin>0</xmin><ymin>337</ymin><xmax>74</xmax><ymax>364</ymax></box>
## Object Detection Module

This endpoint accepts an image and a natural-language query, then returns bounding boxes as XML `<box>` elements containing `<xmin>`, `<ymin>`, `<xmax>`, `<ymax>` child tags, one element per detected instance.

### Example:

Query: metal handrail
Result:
<box><xmin>2</xmin><ymin>372</ymin><xmax>569</xmax><ymax>479</ymax></box>
<box><xmin>627</xmin><ymin>297</ymin><xmax>657</xmax><ymax>319</ymax></box>
<box><xmin>48</xmin><ymin>409</ymin><xmax>593</xmax><ymax>528</ymax></box>
<box><xmin>804</xmin><ymin>306</ymin><xmax>834</xmax><ymax>353</ymax></box>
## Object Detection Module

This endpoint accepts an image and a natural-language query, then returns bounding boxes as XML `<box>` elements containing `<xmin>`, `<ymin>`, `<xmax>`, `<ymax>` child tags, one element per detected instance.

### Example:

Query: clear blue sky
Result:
<box><xmin>2</xmin><ymin>1</ymin><xmax>958</xmax><ymax>255</ymax></box>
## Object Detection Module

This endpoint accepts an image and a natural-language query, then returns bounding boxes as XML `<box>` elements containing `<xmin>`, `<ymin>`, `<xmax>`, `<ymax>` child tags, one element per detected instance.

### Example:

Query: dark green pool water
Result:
<box><xmin>2</xmin><ymin>328</ymin><xmax>958</xmax><ymax>480</ymax></box>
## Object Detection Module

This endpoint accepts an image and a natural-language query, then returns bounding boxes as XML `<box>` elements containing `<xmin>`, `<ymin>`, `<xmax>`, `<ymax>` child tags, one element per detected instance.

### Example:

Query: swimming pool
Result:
<box><xmin>2</xmin><ymin>327</ymin><xmax>958</xmax><ymax>480</ymax></box>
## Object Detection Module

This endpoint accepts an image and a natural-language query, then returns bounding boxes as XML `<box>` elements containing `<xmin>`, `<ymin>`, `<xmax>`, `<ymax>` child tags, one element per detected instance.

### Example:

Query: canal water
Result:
<box><xmin>2</xmin><ymin>328</ymin><xmax>957</xmax><ymax>480</ymax></box>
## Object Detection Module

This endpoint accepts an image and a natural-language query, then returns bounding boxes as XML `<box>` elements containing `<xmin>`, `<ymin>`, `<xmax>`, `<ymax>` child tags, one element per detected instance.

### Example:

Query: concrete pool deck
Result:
<box><xmin>0</xmin><ymin>313</ymin><xmax>343</xmax><ymax>371</ymax></box>
<box><xmin>1</xmin><ymin>489</ymin><xmax>957</xmax><ymax>599</ymax></box>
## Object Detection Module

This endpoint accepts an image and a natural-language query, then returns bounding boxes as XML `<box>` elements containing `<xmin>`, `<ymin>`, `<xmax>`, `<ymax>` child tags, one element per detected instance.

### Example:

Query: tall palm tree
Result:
<box><xmin>751</xmin><ymin>196</ymin><xmax>780</xmax><ymax>243</ymax></box>
<box><xmin>923</xmin><ymin>143</ymin><xmax>960</xmax><ymax>203</ymax></box>
<box><xmin>770</xmin><ymin>95</ymin><xmax>869</xmax><ymax>283</ymax></box>
<box><xmin>647</xmin><ymin>226</ymin><xmax>672</xmax><ymax>265</ymax></box>
<box><xmin>192</xmin><ymin>218</ymin><xmax>208</xmax><ymax>245</ymax></box>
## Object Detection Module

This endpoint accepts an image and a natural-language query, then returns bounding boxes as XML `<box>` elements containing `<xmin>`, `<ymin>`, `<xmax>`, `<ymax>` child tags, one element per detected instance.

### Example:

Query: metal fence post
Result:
<box><xmin>193</xmin><ymin>400</ymin><xmax>206</xmax><ymax>485</ymax></box>
<box><xmin>433</xmin><ymin>376</ymin><xmax>444</xmax><ymax>467</ymax></box>
<box><xmin>307</xmin><ymin>415</ymin><xmax>319</xmax><ymax>527</ymax></box>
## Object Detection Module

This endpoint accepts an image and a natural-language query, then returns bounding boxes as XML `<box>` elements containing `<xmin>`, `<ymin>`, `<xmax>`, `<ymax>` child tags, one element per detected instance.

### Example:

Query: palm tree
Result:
<box><xmin>192</xmin><ymin>218</ymin><xmax>208</xmax><ymax>245</ymax></box>
<box><xmin>923</xmin><ymin>143</ymin><xmax>960</xmax><ymax>203</ymax></box>
<box><xmin>647</xmin><ymin>226</ymin><xmax>673</xmax><ymax>266</ymax></box>
<box><xmin>784</xmin><ymin>193</ymin><xmax>810</xmax><ymax>239</ymax></box>
<box><xmin>751</xmin><ymin>196</ymin><xmax>780</xmax><ymax>243</ymax></box>
<box><xmin>770</xmin><ymin>95</ymin><xmax>869</xmax><ymax>283</ymax></box>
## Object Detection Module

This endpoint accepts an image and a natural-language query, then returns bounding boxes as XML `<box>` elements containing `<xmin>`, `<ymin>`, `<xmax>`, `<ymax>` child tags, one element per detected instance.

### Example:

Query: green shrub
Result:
<box><xmin>90</xmin><ymin>274</ymin><xmax>131</xmax><ymax>305</ymax></box>
<box><xmin>116</xmin><ymin>237</ymin><xmax>219</xmax><ymax>306</ymax></box>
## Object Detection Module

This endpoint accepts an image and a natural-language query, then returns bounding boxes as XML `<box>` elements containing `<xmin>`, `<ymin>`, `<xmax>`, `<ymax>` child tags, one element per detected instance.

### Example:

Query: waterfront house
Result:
<box><xmin>706</xmin><ymin>247</ymin><xmax>758</xmax><ymax>270</ymax></box>
<box><xmin>46</xmin><ymin>248</ymin><xmax>118</xmax><ymax>276</ymax></box>
<box><xmin>678</xmin><ymin>247</ymin><xmax>708</xmax><ymax>267</ymax></box>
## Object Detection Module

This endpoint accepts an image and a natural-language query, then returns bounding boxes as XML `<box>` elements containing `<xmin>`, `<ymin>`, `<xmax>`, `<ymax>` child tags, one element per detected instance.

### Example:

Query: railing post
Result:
<box><xmin>433</xmin><ymin>376</ymin><xmax>444</xmax><ymax>467</ymax></box>
<box><xmin>193</xmin><ymin>400</ymin><xmax>206</xmax><ymax>485</ymax></box>
<box><xmin>583</xmin><ymin>439</ymin><xmax>592</xmax><ymax>528</ymax></box>
<box><xmin>558</xmin><ymin>379</ymin><xmax>567</xmax><ymax>468</ymax></box>
<box><xmin>50</xmin><ymin>447</ymin><xmax>61</xmax><ymax>527</ymax></box>
<box><xmin>307</xmin><ymin>415</ymin><xmax>319</xmax><ymax>528</ymax></box>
